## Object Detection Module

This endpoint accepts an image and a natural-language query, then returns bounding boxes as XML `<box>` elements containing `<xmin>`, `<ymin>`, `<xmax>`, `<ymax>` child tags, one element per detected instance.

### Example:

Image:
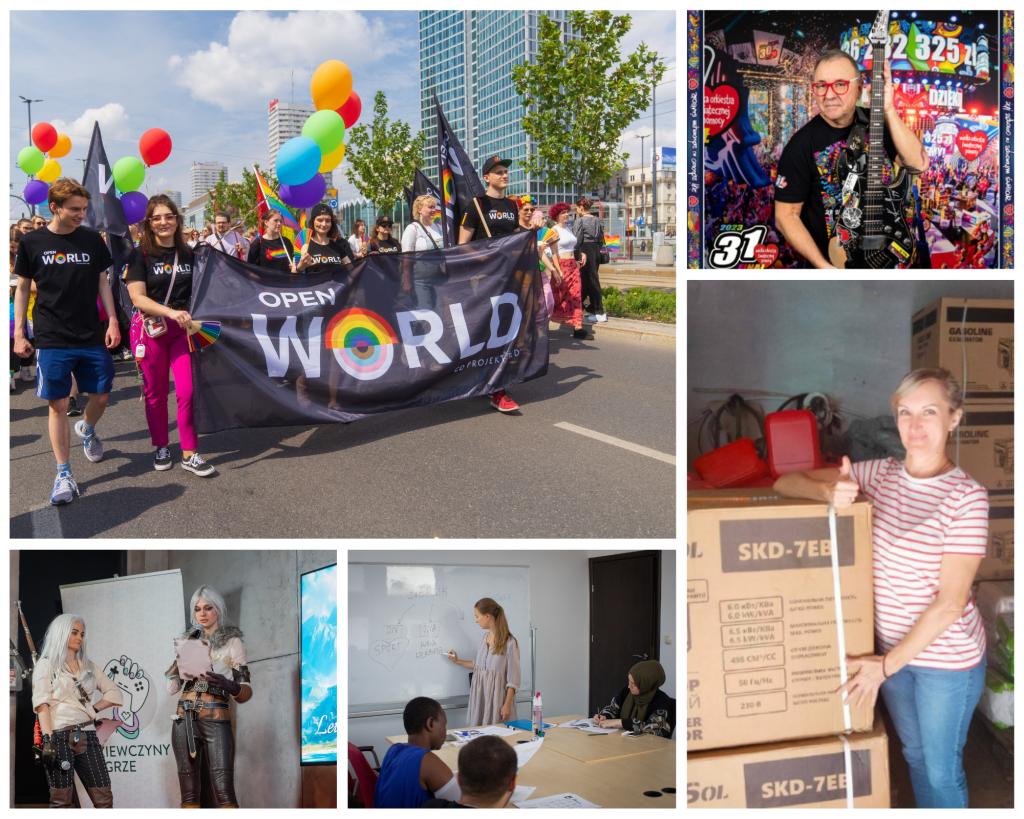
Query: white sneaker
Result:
<box><xmin>20</xmin><ymin>364</ymin><xmax>35</xmax><ymax>381</ymax></box>
<box><xmin>10</xmin><ymin>373</ymin><xmax>16</xmax><ymax>391</ymax></box>
<box><xmin>594</xmin><ymin>314</ymin><xmax>608</xmax><ymax>323</ymax></box>
<box><xmin>583</xmin><ymin>314</ymin><xmax>597</xmax><ymax>324</ymax></box>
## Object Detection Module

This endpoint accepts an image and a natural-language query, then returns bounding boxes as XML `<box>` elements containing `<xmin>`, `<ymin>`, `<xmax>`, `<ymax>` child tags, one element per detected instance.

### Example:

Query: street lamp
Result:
<box><xmin>651</xmin><ymin>58</ymin><xmax>662</xmax><ymax>239</ymax></box>
<box><xmin>637</xmin><ymin>132</ymin><xmax>652</xmax><ymax>246</ymax></box>
<box><xmin>19</xmin><ymin>96</ymin><xmax>43</xmax><ymax>217</ymax></box>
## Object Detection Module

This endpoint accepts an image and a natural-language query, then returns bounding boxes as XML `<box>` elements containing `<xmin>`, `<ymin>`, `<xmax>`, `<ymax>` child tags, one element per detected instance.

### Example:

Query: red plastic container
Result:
<box><xmin>692</xmin><ymin>437</ymin><xmax>768</xmax><ymax>489</ymax></box>
<box><xmin>765</xmin><ymin>409</ymin><xmax>821</xmax><ymax>479</ymax></box>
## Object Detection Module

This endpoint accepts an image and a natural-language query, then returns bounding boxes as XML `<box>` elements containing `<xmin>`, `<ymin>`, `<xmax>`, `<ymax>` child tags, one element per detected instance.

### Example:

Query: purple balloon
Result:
<box><xmin>24</xmin><ymin>180</ymin><xmax>49</xmax><ymax>205</ymax></box>
<box><xmin>120</xmin><ymin>191</ymin><xmax>150</xmax><ymax>225</ymax></box>
<box><xmin>279</xmin><ymin>174</ymin><xmax>326</xmax><ymax>208</ymax></box>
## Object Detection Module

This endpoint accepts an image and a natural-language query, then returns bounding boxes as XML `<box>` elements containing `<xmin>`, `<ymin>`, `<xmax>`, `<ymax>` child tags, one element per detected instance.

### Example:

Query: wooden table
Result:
<box><xmin>384</xmin><ymin>714</ymin><xmax>676</xmax><ymax>809</ymax></box>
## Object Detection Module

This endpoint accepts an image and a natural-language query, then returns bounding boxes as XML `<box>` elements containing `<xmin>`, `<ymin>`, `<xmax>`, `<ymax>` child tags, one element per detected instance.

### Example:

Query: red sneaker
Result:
<box><xmin>489</xmin><ymin>390</ymin><xmax>520</xmax><ymax>412</ymax></box>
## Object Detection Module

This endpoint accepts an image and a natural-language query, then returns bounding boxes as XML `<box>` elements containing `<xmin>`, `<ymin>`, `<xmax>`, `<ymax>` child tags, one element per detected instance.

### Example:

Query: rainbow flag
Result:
<box><xmin>603</xmin><ymin>233</ymin><xmax>621</xmax><ymax>252</ymax></box>
<box><xmin>253</xmin><ymin>165</ymin><xmax>299</xmax><ymax>247</ymax></box>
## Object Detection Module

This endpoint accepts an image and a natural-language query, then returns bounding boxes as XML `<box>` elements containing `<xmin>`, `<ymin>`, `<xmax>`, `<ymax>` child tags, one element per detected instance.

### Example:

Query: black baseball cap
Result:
<box><xmin>374</xmin><ymin>215</ymin><xmax>393</xmax><ymax>228</ymax></box>
<box><xmin>481</xmin><ymin>155</ymin><xmax>514</xmax><ymax>176</ymax></box>
<box><xmin>310</xmin><ymin>203</ymin><xmax>333</xmax><ymax>222</ymax></box>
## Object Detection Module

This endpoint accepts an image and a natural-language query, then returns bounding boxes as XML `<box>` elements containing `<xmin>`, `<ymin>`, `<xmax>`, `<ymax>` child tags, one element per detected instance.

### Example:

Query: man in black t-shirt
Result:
<box><xmin>13</xmin><ymin>177</ymin><xmax>121</xmax><ymax>506</ymax></box>
<box><xmin>457</xmin><ymin>155</ymin><xmax>521</xmax><ymax>413</ymax></box>
<box><xmin>774</xmin><ymin>49</ymin><xmax>929</xmax><ymax>269</ymax></box>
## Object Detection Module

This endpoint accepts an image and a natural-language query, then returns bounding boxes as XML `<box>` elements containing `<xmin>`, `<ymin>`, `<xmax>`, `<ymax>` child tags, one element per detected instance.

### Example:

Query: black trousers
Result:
<box><xmin>43</xmin><ymin>729</ymin><xmax>110</xmax><ymax>791</ymax></box>
<box><xmin>578</xmin><ymin>241</ymin><xmax>603</xmax><ymax>315</ymax></box>
<box><xmin>171</xmin><ymin>717</ymin><xmax>238</xmax><ymax>807</ymax></box>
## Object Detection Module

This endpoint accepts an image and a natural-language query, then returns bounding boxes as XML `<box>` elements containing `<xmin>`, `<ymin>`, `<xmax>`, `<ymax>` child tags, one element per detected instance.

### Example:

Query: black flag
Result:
<box><xmin>405</xmin><ymin>166</ymin><xmax>442</xmax><ymax>222</ymax></box>
<box><xmin>434</xmin><ymin>95</ymin><xmax>484</xmax><ymax>247</ymax></box>
<box><xmin>403</xmin><ymin>185</ymin><xmax>415</xmax><ymax>219</ymax></box>
<box><xmin>82</xmin><ymin>122</ymin><xmax>134</xmax><ymax>320</ymax></box>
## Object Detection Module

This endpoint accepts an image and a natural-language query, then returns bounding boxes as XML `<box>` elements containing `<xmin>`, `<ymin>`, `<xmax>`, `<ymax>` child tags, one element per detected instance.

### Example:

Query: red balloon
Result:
<box><xmin>336</xmin><ymin>91</ymin><xmax>362</xmax><ymax>129</ymax></box>
<box><xmin>32</xmin><ymin>122</ymin><xmax>58</xmax><ymax>153</ymax></box>
<box><xmin>139</xmin><ymin>128</ymin><xmax>172</xmax><ymax>166</ymax></box>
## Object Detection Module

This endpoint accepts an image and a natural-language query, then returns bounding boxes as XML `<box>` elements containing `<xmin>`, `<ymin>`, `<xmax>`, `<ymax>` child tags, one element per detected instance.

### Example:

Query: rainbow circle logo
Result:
<box><xmin>55</xmin><ymin>254</ymin><xmax>67</xmax><ymax>264</ymax></box>
<box><xmin>325</xmin><ymin>308</ymin><xmax>399</xmax><ymax>381</ymax></box>
<box><xmin>162</xmin><ymin>264</ymin><xmax>174</xmax><ymax>275</ymax></box>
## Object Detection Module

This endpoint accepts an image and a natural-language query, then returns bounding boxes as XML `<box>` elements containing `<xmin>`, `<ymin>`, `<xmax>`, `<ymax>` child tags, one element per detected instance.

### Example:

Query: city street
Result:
<box><xmin>10</xmin><ymin>325</ymin><xmax>675</xmax><ymax>539</ymax></box>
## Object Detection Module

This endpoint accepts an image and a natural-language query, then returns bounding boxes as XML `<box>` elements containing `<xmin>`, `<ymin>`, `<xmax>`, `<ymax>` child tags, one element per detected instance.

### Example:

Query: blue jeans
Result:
<box><xmin>880</xmin><ymin>656</ymin><xmax>986</xmax><ymax>808</ymax></box>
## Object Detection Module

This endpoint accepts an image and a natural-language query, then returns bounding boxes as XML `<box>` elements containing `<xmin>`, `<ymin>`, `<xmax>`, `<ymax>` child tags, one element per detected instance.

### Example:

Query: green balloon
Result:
<box><xmin>112</xmin><ymin>156</ymin><xmax>146</xmax><ymax>193</ymax></box>
<box><xmin>301</xmin><ymin>110</ymin><xmax>346</xmax><ymax>156</ymax></box>
<box><xmin>18</xmin><ymin>145</ymin><xmax>45</xmax><ymax>176</ymax></box>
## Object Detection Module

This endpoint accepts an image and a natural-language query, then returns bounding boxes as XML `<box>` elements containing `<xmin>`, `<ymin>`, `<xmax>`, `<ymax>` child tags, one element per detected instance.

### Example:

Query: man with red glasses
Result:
<box><xmin>774</xmin><ymin>49</ymin><xmax>928</xmax><ymax>269</ymax></box>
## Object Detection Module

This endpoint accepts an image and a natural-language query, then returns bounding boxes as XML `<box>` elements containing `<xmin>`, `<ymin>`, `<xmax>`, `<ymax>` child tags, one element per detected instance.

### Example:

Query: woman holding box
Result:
<box><xmin>446</xmin><ymin>597</ymin><xmax>521</xmax><ymax>724</ymax></box>
<box><xmin>773</xmin><ymin>368</ymin><xmax>988</xmax><ymax>809</ymax></box>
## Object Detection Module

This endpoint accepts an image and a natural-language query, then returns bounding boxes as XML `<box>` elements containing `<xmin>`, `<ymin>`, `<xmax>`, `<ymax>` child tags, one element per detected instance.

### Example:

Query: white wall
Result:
<box><xmin>347</xmin><ymin>550</ymin><xmax>591</xmax><ymax>757</ymax></box>
<box><xmin>587</xmin><ymin>550</ymin><xmax>676</xmax><ymax>699</ymax></box>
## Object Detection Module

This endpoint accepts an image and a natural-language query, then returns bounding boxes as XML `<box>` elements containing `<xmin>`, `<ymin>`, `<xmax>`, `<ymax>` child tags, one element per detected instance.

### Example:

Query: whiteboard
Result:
<box><xmin>348</xmin><ymin>562</ymin><xmax>532</xmax><ymax>709</ymax></box>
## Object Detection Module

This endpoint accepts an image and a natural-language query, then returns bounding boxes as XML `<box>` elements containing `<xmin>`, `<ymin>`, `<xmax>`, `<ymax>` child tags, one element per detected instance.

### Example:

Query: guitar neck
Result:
<box><xmin>866</xmin><ymin>46</ymin><xmax>887</xmax><ymax>195</ymax></box>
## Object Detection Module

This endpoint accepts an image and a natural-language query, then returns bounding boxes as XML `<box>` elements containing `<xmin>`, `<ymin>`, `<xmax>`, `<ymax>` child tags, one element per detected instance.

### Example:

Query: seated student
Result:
<box><xmin>593</xmin><ymin>660</ymin><xmax>674</xmax><ymax>738</ymax></box>
<box><xmin>422</xmin><ymin>735</ymin><xmax>518</xmax><ymax>809</ymax></box>
<box><xmin>375</xmin><ymin>697</ymin><xmax>462</xmax><ymax>809</ymax></box>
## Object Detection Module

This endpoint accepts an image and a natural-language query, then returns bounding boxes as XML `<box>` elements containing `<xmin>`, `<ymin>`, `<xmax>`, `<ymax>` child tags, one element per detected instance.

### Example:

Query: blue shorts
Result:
<box><xmin>36</xmin><ymin>346</ymin><xmax>115</xmax><ymax>401</ymax></box>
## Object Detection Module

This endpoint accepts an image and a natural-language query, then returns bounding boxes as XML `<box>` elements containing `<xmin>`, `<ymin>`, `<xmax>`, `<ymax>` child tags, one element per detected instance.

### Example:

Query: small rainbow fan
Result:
<box><xmin>536</xmin><ymin>226</ymin><xmax>556</xmax><ymax>245</ymax></box>
<box><xmin>186</xmin><ymin>320</ymin><xmax>221</xmax><ymax>353</ymax></box>
<box><xmin>294</xmin><ymin>228</ymin><xmax>310</xmax><ymax>260</ymax></box>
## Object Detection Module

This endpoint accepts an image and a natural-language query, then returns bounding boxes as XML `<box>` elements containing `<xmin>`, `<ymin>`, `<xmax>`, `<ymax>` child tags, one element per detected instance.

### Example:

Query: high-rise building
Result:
<box><xmin>190</xmin><ymin>162</ymin><xmax>228</xmax><ymax>204</ymax></box>
<box><xmin>268</xmin><ymin>99</ymin><xmax>332</xmax><ymax>195</ymax></box>
<box><xmin>164</xmin><ymin>190</ymin><xmax>182</xmax><ymax>209</ymax></box>
<box><xmin>419</xmin><ymin>11</ymin><xmax>587</xmax><ymax>206</ymax></box>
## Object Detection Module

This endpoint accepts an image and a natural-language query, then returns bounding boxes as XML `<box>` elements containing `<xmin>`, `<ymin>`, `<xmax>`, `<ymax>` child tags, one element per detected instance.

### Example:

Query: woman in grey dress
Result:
<box><xmin>446</xmin><ymin>597</ymin><xmax>521</xmax><ymax>725</ymax></box>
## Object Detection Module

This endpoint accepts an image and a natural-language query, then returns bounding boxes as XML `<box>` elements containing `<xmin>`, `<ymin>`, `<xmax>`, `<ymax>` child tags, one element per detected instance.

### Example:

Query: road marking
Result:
<box><xmin>30</xmin><ymin>505</ymin><xmax>64</xmax><ymax>539</ymax></box>
<box><xmin>554</xmin><ymin>422</ymin><xmax>676</xmax><ymax>465</ymax></box>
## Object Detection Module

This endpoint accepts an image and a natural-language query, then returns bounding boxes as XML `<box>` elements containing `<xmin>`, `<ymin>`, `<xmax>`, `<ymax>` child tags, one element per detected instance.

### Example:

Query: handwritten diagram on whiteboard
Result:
<box><xmin>349</xmin><ymin>563</ymin><xmax>531</xmax><ymax>708</ymax></box>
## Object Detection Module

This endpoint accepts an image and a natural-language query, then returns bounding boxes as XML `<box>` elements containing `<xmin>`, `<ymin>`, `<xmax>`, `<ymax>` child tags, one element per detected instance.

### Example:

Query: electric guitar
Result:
<box><xmin>828</xmin><ymin>9</ymin><xmax>917</xmax><ymax>269</ymax></box>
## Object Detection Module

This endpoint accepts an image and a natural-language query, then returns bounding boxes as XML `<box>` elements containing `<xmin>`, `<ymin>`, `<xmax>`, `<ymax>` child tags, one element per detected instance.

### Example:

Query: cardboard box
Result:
<box><xmin>948</xmin><ymin>404</ymin><xmax>1013</xmax><ymax>497</ymax></box>
<box><xmin>912</xmin><ymin>297</ymin><xmax>1013</xmax><ymax>401</ymax></box>
<box><xmin>686</xmin><ymin>715</ymin><xmax>890</xmax><ymax>809</ymax></box>
<box><xmin>976</xmin><ymin>498</ymin><xmax>1014</xmax><ymax>581</ymax></box>
<box><xmin>687</xmin><ymin>491</ymin><xmax>875</xmax><ymax>753</ymax></box>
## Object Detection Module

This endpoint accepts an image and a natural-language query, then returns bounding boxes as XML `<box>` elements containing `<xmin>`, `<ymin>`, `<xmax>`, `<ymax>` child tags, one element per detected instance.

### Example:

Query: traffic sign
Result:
<box><xmin>328</xmin><ymin>198</ymin><xmax>338</xmax><ymax>209</ymax></box>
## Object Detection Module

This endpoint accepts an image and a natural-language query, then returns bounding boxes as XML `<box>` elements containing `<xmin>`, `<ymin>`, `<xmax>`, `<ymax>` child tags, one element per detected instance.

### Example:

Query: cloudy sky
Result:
<box><xmin>10</xmin><ymin>10</ymin><xmax>675</xmax><ymax>216</ymax></box>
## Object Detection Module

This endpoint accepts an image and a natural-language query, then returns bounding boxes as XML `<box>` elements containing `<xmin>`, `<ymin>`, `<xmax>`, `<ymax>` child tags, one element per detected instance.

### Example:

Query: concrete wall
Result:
<box><xmin>687</xmin><ymin>280</ymin><xmax>1015</xmax><ymax>469</ymax></box>
<box><xmin>128</xmin><ymin>549</ymin><xmax>337</xmax><ymax>808</ymax></box>
<box><xmin>347</xmin><ymin>550</ymin><xmax>592</xmax><ymax>759</ymax></box>
<box><xmin>10</xmin><ymin>550</ymin><xmax>19</xmax><ymax>809</ymax></box>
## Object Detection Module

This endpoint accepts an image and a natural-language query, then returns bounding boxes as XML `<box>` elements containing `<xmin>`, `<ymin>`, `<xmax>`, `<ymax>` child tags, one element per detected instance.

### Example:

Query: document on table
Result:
<box><xmin>561</xmin><ymin>718</ymin><xmax>616</xmax><ymax>733</ymax></box>
<box><xmin>475</xmin><ymin>725</ymin><xmax>520</xmax><ymax>737</ymax></box>
<box><xmin>509</xmin><ymin>785</ymin><xmax>537</xmax><ymax>804</ymax></box>
<box><xmin>514</xmin><ymin>736</ymin><xmax>544</xmax><ymax>768</ymax></box>
<box><xmin>518</xmin><ymin>793</ymin><xmax>601</xmax><ymax>809</ymax></box>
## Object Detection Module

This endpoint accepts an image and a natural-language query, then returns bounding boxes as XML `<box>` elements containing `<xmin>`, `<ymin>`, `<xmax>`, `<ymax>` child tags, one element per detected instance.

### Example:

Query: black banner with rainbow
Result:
<box><xmin>188</xmin><ymin>232</ymin><xmax>547</xmax><ymax>433</ymax></box>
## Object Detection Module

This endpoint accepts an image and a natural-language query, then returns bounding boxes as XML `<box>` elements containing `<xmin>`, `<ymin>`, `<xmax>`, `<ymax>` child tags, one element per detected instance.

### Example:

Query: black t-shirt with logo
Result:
<box><xmin>246</xmin><ymin>235</ymin><xmax>296</xmax><ymax>273</ymax></box>
<box><xmin>461</xmin><ymin>195</ymin><xmax>519</xmax><ymax>242</ymax></box>
<box><xmin>774</xmin><ymin>113</ymin><xmax>898</xmax><ymax>260</ymax></box>
<box><xmin>368</xmin><ymin>237</ymin><xmax>402</xmax><ymax>255</ymax></box>
<box><xmin>303</xmin><ymin>238</ymin><xmax>355</xmax><ymax>273</ymax></box>
<box><xmin>124</xmin><ymin>245</ymin><xmax>196</xmax><ymax>309</ymax></box>
<box><xmin>14</xmin><ymin>226</ymin><xmax>113</xmax><ymax>349</ymax></box>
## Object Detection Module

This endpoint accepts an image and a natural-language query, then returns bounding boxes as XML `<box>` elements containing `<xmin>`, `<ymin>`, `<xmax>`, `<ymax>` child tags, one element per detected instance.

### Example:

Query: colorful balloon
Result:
<box><xmin>139</xmin><ymin>128</ymin><xmax>172</xmax><ymax>166</ymax></box>
<box><xmin>120</xmin><ymin>191</ymin><xmax>150</xmax><ymax>225</ymax></box>
<box><xmin>310</xmin><ymin>60</ymin><xmax>353</xmax><ymax>111</ymax></box>
<box><xmin>32</xmin><ymin>122</ymin><xmax>58</xmax><ymax>153</ymax></box>
<box><xmin>37</xmin><ymin>158</ymin><xmax>61</xmax><ymax>184</ymax></box>
<box><xmin>18</xmin><ymin>145</ymin><xmax>45</xmax><ymax>175</ymax></box>
<box><xmin>302</xmin><ymin>110</ymin><xmax>346</xmax><ymax>158</ymax></box>
<box><xmin>112</xmin><ymin>156</ymin><xmax>146</xmax><ymax>193</ymax></box>
<box><xmin>336</xmin><ymin>90</ymin><xmax>362</xmax><ymax>129</ymax></box>
<box><xmin>275</xmin><ymin>136</ymin><xmax>321</xmax><ymax>185</ymax></box>
<box><xmin>279</xmin><ymin>174</ymin><xmax>327</xmax><ymax>209</ymax></box>
<box><xmin>24</xmin><ymin>180</ymin><xmax>49</xmax><ymax>206</ymax></box>
<box><xmin>48</xmin><ymin>133</ymin><xmax>72</xmax><ymax>159</ymax></box>
<box><xmin>318</xmin><ymin>141</ymin><xmax>346</xmax><ymax>173</ymax></box>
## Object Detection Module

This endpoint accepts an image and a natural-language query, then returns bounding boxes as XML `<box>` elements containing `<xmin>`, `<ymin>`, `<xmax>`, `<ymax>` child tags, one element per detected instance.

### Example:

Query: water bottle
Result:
<box><xmin>533</xmin><ymin>692</ymin><xmax>543</xmax><ymax>737</ymax></box>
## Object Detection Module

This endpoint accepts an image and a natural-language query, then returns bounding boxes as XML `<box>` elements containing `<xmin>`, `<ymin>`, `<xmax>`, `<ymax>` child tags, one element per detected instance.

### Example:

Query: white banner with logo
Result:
<box><xmin>60</xmin><ymin>570</ymin><xmax>184</xmax><ymax>808</ymax></box>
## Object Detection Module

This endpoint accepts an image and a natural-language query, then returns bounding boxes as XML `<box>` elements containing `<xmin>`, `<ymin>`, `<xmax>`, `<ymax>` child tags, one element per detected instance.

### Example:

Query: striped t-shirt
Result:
<box><xmin>849</xmin><ymin>457</ymin><xmax>989</xmax><ymax>670</ymax></box>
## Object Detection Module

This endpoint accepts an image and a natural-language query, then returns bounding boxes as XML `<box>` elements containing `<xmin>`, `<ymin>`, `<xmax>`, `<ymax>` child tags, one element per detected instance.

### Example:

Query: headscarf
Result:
<box><xmin>620</xmin><ymin>660</ymin><xmax>665</xmax><ymax>724</ymax></box>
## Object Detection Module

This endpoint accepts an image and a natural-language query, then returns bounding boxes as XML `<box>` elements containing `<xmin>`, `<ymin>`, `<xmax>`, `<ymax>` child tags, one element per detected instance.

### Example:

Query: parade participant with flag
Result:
<box><xmin>205</xmin><ymin>211</ymin><xmax>249</xmax><ymax>259</ymax></box>
<box><xmin>296</xmin><ymin>203</ymin><xmax>355</xmax><ymax>273</ymax></box>
<box><xmin>247</xmin><ymin>210</ymin><xmax>297</xmax><ymax>273</ymax></box>
<box><xmin>124</xmin><ymin>194</ymin><xmax>215</xmax><ymax>477</ymax></box>
<box><xmin>548</xmin><ymin>202</ymin><xmax>586</xmax><ymax>338</ymax></box>
<box><xmin>367</xmin><ymin>216</ymin><xmax>402</xmax><ymax>254</ymax></box>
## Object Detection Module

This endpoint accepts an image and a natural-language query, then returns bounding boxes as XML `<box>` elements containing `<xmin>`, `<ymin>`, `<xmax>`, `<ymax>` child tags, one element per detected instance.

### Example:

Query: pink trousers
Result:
<box><xmin>133</xmin><ymin>315</ymin><xmax>198</xmax><ymax>451</ymax></box>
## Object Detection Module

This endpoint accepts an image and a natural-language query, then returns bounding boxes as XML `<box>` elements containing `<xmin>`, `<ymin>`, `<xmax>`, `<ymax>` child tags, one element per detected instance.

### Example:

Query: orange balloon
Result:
<box><xmin>49</xmin><ymin>133</ymin><xmax>72</xmax><ymax>159</ymax></box>
<box><xmin>311</xmin><ymin>60</ymin><xmax>353</xmax><ymax>111</ymax></box>
<box><xmin>319</xmin><ymin>142</ymin><xmax>346</xmax><ymax>173</ymax></box>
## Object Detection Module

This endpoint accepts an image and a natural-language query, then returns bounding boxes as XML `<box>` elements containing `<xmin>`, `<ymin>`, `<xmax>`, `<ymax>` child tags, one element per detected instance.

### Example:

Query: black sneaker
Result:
<box><xmin>66</xmin><ymin>396</ymin><xmax>83</xmax><ymax>417</ymax></box>
<box><xmin>181</xmin><ymin>453</ymin><xmax>215</xmax><ymax>477</ymax></box>
<box><xmin>572</xmin><ymin>328</ymin><xmax>590</xmax><ymax>339</ymax></box>
<box><xmin>154</xmin><ymin>447</ymin><xmax>172</xmax><ymax>471</ymax></box>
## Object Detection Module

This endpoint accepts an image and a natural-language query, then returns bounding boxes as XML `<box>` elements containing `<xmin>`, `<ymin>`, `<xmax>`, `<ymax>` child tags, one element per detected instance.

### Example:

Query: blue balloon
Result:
<box><xmin>280</xmin><ymin>174</ymin><xmax>327</xmax><ymax>209</ymax></box>
<box><xmin>24</xmin><ymin>180</ymin><xmax>49</xmax><ymax>205</ymax></box>
<box><xmin>120</xmin><ymin>191</ymin><xmax>150</xmax><ymax>225</ymax></box>
<box><xmin>275</xmin><ymin>136</ymin><xmax>322</xmax><ymax>186</ymax></box>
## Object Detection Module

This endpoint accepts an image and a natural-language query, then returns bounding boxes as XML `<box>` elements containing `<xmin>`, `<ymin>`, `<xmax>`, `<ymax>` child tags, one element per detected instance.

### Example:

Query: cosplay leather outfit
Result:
<box><xmin>32</xmin><ymin>658</ymin><xmax>124</xmax><ymax>808</ymax></box>
<box><xmin>165</xmin><ymin>626</ymin><xmax>251</xmax><ymax>808</ymax></box>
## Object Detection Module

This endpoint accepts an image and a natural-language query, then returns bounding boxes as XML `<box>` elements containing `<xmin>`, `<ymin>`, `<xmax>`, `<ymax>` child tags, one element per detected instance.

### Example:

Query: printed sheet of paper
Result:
<box><xmin>174</xmin><ymin>638</ymin><xmax>212</xmax><ymax>680</ymax></box>
<box><xmin>509</xmin><ymin>785</ymin><xmax>537</xmax><ymax>804</ymax></box>
<box><xmin>517</xmin><ymin>792</ymin><xmax>601</xmax><ymax>809</ymax></box>
<box><xmin>513</xmin><ymin>736</ymin><xmax>544</xmax><ymax>768</ymax></box>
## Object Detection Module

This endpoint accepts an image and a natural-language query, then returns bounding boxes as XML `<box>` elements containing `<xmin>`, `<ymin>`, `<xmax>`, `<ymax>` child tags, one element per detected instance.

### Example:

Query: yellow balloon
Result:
<box><xmin>319</xmin><ymin>141</ymin><xmax>346</xmax><ymax>173</ymax></box>
<box><xmin>37</xmin><ymin>158</ymin><xmax>62</xmax><ymax>184</ymax></box>
<box><xmin>311</xmin><ymin>60</ymin><xmax>353</xmax><ymax>111</ymax></box>
<box><xmin>49</xmin><ymin>133</ymin><xmax>72</xmax><ymax>159</ymax></box>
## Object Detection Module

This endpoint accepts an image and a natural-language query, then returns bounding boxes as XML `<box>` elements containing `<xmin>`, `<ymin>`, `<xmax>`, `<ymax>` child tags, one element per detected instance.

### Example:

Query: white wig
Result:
<box><xmin>188</xmin><ymin>585</ymin><xmax>237</xmax><ymax>631</ymax></box>
<box><xmin>38</xmin><ymin>613</ymin><xmax>96</xmax><ymax>693</ymax></box>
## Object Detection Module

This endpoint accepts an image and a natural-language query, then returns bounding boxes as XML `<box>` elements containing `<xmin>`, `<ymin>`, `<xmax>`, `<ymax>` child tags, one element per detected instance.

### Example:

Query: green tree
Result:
<box><xmin>203</xmin><ymin>164</ymin><xmax>296</xmax><ymax>230</ymax></box>
<box><xmin>511</xmin><ymin>11</ymin><xmax>666</xmax><ymax>191</ymax></box>
<box><xmin>344</xmin><ymin>90</ymin><xmax>426</xmax><ymax>216</ymax></box>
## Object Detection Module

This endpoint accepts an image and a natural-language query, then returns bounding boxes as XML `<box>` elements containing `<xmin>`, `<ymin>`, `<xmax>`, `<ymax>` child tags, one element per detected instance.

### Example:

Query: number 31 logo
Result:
<box><xmin>707</xmin><ymin>226</ymin><xmax>770</xmax><ymax>269</ymax></box>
